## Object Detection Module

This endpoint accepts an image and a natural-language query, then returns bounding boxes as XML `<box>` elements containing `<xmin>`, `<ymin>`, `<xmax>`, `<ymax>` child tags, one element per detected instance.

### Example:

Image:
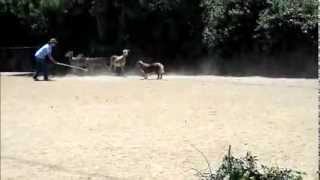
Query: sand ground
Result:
<box><xmin>1</xmin><ymin>74</ymin><xmax>318</xmax><ymax>180</ymax></box>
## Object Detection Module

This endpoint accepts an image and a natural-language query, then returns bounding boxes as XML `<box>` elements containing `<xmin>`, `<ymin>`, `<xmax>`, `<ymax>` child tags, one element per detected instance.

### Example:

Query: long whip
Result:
<box><xmin>56</xmin><ymin>62</ymin><xmax>88</xmax><ymax>72</ymax></box>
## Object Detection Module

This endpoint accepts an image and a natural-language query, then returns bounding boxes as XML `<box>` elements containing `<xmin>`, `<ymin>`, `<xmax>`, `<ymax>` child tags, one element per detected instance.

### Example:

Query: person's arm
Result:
<box><xmin>48</xmin><ymin>54</ymin><xmax>58</xmax><ymax>64</ymax></box>
<box><xmin>48</xmin><ymin>46</ymin><xmax>58</xmax><ymax>64</ymax></box>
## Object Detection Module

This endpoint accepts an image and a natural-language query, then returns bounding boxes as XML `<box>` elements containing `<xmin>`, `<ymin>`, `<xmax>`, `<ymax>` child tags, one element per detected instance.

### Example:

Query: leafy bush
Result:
<box><xmin>140</xmin><ymin>0</ymin><xmax>182</xmax><ymax>12</ymax></box>
<box><xmin>194</xmin><ymin>146</ymin><xmax>305</xmax><ymax>180</ymax></box>
<box><xmin>0</xmin><ymin>0</ymin><xmax>64</xmax><ymax>33</ymax></box>
<box><xmin>201</xmin><ymin>0</ymin><xmax>318</xmax><ymax>54</ymax></box>
<box><xmin>255</xmin><ymin>0</ymin><xmax>318</xmax><ymax>52</ymax></box>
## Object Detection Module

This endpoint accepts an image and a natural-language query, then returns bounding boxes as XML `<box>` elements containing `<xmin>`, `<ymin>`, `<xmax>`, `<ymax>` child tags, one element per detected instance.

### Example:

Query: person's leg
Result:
<box><xmin>42</xmin><ymin>61</ymin><xmax>49</xmax><ymax>80</ymax></box>
<box><xmin>33</xmin><ymin>59</ymin><xmax>41</xmax><ymax>80</ymax></box>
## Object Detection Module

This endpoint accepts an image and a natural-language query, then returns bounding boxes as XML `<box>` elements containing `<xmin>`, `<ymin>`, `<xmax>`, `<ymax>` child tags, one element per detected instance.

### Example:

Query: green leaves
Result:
<box><xmin>195</xmin><ymin>149</ymin><xmax>305</xmax><ymax>180</ymax></box>
<box><xmin>256</xmin><ymin>0</ymin><xmax>318</xmax><ymax>50</ymax></box>
<box><xmin>39</xmin><ymin>0</ymin><xmax>64</xmax><ymax>13</ymax></box>
<box><xmin>201</xmin><ymin>0</ymin><xmax>318</xmax><ymax>54</ymax></box>
<box><xmin>0</xmin><ymin>0</ymin><xmax>65</xmax><ymax>34</ymax></box>
<box><xmin>142</xmin><ymin>0</ymin><xmax>181</xmax><ymax>12</ymax></box>
<box><xmin>201</xmin><ymin>0</ymin><xmax>265</xmax><ymax>50</ymax></box>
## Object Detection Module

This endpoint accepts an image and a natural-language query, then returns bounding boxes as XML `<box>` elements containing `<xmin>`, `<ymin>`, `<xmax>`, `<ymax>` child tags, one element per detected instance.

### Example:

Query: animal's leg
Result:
<box><xmin>113</xmin><ymin>66</ymin><xmax>117</xmax><ymax>74</ymax></box>
<box><xmin>159</xmin><ymin>65</ymin><xmax>165</xmax><ymax>79</ymax></box>
<box><xmin>139</xmin><ymin>69</ymin><xmax>146</xmax><ymax>79</ymax></box>
<box><xmin>120</xmin><ymin>66</ymin><xmax>124</xmax><ymax>76</ymax></box>
<box><xmin>118</xmin><ymin>67</ymin><xmax>122</xmax><ymax>76</ymax></box>
<box><xmin>110</xmin><ymin>63</ymin><xmax>114</xmax><ymax>72</ymax></box>
<box><xmin>109</xmin><ymin>59</ymin><xmax>113</xmax><ymax>72</ymax></box>
<box><xmin>143</xmin><ymin>72</ymin><xmax>148</xmax><ymax>79</ymax></box>
<box><xmin>122</xmin><ymin>66</ymin><xmax>125</xmax><ymax>75</ymax></box>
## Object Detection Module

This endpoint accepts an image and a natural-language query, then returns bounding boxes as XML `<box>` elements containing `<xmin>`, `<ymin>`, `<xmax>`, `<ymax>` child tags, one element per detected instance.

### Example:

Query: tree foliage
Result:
<box><xmin>255</xmin><ymin>0</ymin><xmax>318</xmax><ymax>51</ymax></box>
<box><xmin>0</xmin><ymin>0</ymin><xmax>317</xmax><ymax>76</ymax></box>
<box><xmin>140</xmin><ymin>0</ymin><xmax>181</xmax><ymax>12</ymax></box>
<box><xmin>0</xmin><ymin>0</ymin><xmax>64</xmax><ymax>33</ymax></box>
<box><xmin>2</xmin><ymin>0</ymin><xmax>317</xmax><ymax>51</ymax></box>
<box><xmin>201</xmin><ymin>0</ymin><xmax>318</xmax><ymax>55</ymax></box>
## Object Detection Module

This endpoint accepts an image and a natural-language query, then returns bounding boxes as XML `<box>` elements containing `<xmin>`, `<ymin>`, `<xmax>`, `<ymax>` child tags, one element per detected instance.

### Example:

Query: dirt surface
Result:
<box><xmin>1</xmin><ymin>74</ymin><xmax>318</xmax><ymax>180</ymax></box>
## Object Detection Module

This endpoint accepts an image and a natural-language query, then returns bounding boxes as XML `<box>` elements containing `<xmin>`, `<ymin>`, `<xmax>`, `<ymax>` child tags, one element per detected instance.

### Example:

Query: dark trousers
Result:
<box><xmin>33</xmin><ymin>58</ymin><xmax>48</xmax><ymax>80</ymax></box>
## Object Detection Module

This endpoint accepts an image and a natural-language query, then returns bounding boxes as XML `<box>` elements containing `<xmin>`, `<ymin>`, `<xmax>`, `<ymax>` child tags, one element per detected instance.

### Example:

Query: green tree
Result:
<box><xmin>255</xmin><ymin>0</ymin><xmax>318</xmax><ymax>52</ymax></box>
<box><xmin>201</xmin><ymin>0</ymin><xmax>270</xmax><ymax>55</ymax></box>
<box><xmin>201</xmin><ymin>0</ymin><xmax>318</xmax><ymax>55</ymax></box>
<box><xmin>0</xmin><ymin>0</ymin><xmax>64</xmax><ymax>34</ymax></box>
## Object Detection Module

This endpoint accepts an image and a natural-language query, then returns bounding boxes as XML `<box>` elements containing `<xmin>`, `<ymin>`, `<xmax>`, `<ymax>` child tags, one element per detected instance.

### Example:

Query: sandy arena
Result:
<box><xmin>1</xmin><ymin>74</ymin><xmax>318</xmax><ymax>180</ymax></box>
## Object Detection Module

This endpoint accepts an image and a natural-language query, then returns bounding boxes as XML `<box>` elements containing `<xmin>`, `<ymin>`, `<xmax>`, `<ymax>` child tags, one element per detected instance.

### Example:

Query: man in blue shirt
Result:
<box><xmin>33</xmin><ymin>38</ymin><xmax>58</xmax><ymax>81</ymax></box>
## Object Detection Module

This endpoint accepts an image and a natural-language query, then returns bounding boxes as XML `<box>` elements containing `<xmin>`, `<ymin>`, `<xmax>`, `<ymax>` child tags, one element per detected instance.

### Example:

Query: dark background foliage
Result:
<box><xmin>0</xmin><ymin>0</ymin><xmax>318</xmax><ymax>77</ymax></box>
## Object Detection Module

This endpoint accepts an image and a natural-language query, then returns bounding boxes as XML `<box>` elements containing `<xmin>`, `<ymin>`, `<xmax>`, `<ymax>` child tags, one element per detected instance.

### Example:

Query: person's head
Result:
<box><xmin>49</xmin><ymin>38</ymin><xmax>58</xmax><ymax>47</ymax></box>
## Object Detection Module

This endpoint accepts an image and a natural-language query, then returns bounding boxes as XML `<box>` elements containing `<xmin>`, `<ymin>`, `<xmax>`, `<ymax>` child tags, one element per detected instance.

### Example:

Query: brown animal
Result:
<box><xmin>65</xmin><ymin>51</ymin><xmax>109</xmax><ymax>73</ymax></box>
<box><xmin>65</xmin><ymin>51</ymin><xmax>87</xmax><ymax>73</ymax></box>
<box><xmin>137</xmin><ymin>60</ymin><xmax>165</xmax><ymax>80</ymax></box>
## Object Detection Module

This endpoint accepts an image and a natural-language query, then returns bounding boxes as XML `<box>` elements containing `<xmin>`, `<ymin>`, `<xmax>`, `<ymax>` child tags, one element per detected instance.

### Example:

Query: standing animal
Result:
<box><xmin>65</xmin><ymin>51</ymin><xmax>109</xmax><ymax>74</ymax></box>
<box><xmin>136</xmin><ymin>60</ymin><xmax>165</xmax><ymax>80</ymax></box>
<box><xmin>65</xmin><ymin>51</ymin><xmax>88</xmax><ymax>74</ymax></box>
<box><xmin>109</xmin><ymin>49</ymin><xmax>130</xmax><ymax>75</ymax></box>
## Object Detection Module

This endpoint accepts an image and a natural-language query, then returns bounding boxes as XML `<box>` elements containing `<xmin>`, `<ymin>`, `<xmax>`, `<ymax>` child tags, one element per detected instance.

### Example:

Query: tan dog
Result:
<box><xmin>137</xmin><ymin>60</ymin><xmax>165</xmax><ymax>79</ymax></box>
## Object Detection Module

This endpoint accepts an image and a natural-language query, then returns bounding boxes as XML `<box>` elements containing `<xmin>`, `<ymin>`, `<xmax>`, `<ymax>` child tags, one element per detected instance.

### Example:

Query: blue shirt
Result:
<box><xmin>35</xmin><ymin>44</ymin><xmax>53</xmax><ymax>60</ymax></box>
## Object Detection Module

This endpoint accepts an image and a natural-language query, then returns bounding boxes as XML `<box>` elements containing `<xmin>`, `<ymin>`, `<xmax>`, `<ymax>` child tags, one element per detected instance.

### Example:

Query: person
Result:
<box><xmin>33</xmin><ymin>38</ymin><xmax>58</xmax><ymax>81</ymax></box>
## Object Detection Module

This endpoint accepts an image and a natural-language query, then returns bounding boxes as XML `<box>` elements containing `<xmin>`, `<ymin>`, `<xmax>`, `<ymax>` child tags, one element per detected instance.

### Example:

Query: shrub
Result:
<box><xmin>194</xmin><ymin>146</ymin><xmax>305</xmax><ymax>180</ymax></box>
